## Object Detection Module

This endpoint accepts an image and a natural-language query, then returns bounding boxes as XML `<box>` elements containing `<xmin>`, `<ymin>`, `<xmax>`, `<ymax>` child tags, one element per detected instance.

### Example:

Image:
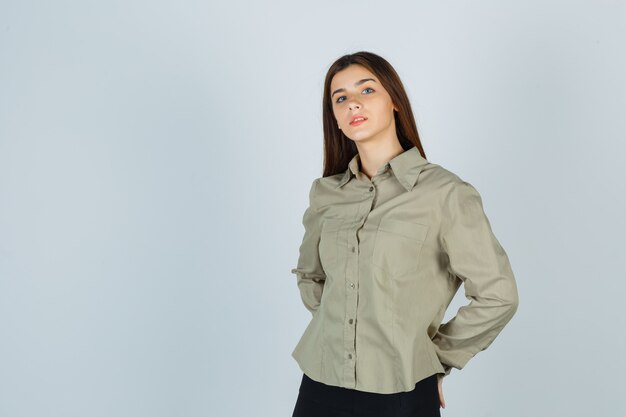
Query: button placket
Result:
<box><xmin>343</xmin><ymin>192</ymin><xmax>373</xmax><ymax>387</ymax></box>
<box><xmin>344</xmin><ymin>222</ymin><xmax>359</xmax><ymax>387</ymax></box>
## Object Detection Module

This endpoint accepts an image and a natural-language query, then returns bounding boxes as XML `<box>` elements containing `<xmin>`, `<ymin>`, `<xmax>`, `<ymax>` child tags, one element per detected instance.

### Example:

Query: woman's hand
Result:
<box><xmin>437</xmin><ymin>374</ymin><xmax>446</xmax><ymax>409</ymax></box>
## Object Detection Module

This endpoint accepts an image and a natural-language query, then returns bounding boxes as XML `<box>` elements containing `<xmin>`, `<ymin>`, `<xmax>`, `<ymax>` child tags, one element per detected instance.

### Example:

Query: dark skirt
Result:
<box><xmin>291</xmin><ymin>373</ymin><xmax>441</xmax><ymax>417</ymax></box>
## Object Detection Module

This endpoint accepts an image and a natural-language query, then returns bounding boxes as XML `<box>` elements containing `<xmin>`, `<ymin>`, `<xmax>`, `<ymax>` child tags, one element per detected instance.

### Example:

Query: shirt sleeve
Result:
<box><xmin>433</xmin><ymin>180</ymin><xmax>519</xmax><ymax>377</ymax></box>
<box><xmin>290</xmin><ymin>178</ymin><xmax>326</xmax><ymax>315</ymax></box>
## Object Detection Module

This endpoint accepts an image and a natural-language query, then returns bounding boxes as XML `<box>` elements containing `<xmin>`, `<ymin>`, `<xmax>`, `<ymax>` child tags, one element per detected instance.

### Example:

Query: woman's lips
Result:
<box><xmin>350</xmin><ymin>118</ymin><xmax>367</xmax><ymax>126</ymax></box>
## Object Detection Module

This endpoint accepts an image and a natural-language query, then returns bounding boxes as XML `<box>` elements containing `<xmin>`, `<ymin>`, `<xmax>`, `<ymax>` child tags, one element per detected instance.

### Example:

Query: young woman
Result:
<box><xmin>290</xmin><ymin>51</ymin><xmax>519</xmax><ymax>417</ymax></box>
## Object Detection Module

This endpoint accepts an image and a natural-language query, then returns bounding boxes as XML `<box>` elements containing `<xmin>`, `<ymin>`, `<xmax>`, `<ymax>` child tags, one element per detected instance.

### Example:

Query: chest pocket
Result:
<box><xmin>372</xmin><ymin>218</ymin><xmax>429</xmax><ymax>277</ymax></box>
<box><xmin>318</xmin><ymin>218</ymin><xmax>344</xmax><ymax>275</ymax></box>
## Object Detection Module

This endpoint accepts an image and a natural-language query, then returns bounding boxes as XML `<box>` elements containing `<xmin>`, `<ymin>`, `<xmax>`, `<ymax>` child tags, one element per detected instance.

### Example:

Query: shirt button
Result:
<box><xmin>351</xmin><ymin>246</ymin><xmax>356</xmax><ymax>252</ymax></box>
<box><xmin>349</xmin><ymin>318</ymin><xmax>354</xmax><ymax>324</ymax></box>
<box><xmin>369</xmin><ymin>186</ymin><xmax>374</xmax><ymax>192</ymax></box>
<box><xmin>348</xmin><ymin>353</ymin><xmax>352</xmax><ymax>359</ymax></box>
<box><xmin>349</xmin><ymin>282</ymin><xmax>355</xmax><ymax>288</ymax></box>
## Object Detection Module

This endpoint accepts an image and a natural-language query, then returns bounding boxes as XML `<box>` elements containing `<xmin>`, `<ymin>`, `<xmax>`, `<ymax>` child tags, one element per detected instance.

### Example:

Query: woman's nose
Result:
<box><xmin>348</xmin><ymin>100</ymin><xmax>361</xmax><ymax>111</ymax></box>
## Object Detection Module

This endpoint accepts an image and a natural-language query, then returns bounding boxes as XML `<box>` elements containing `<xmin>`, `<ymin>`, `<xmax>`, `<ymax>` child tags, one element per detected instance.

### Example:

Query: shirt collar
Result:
<box><xmin>335</xmin><ymin>146</ymin><xmax>429</xmax><ymax>191</ymax></box>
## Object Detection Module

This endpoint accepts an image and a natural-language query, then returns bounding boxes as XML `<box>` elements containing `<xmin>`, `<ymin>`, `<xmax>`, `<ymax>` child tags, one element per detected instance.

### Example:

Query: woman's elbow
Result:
<box><xmin>503</xmin><ymin>283</ymin><xmax>519</xmax><ymax>319</ymax></box>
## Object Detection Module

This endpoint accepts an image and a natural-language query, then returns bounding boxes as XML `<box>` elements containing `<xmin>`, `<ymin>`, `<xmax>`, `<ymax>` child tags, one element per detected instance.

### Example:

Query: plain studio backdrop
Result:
<box><xmin>1</xmin><ymin>1</ymin><xmax>625</xmax><ymax>416</ymax></box>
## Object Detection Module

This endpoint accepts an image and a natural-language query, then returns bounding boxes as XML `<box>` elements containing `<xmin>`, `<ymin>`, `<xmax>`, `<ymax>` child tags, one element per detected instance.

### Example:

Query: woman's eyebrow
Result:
<box><xmin>332</xmin><ymin>78</ymin><xmax>377</xmax><ymax>98</ymax></box>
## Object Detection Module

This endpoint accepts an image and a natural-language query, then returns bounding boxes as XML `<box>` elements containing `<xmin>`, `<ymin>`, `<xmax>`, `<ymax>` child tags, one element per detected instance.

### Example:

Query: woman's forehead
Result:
<box><xmin>331</xmin><ymin>65</ymin><xmax>378</xmax><ymax>89</ymax></box>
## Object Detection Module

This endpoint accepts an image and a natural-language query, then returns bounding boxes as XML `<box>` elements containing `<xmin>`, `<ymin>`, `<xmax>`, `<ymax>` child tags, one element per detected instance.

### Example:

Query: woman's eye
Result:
<box><xmin>335</xmin><ymin>88</ymin><xmax>374</xmax><ymax>104</ymax></box>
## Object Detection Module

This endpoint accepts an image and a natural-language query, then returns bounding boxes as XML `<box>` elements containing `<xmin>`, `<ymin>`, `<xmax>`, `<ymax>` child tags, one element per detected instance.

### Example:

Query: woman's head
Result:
<box><xmin>322</xmin><ymin>51</ymin><xmax>426</xmax><ymax>177</ymax></box>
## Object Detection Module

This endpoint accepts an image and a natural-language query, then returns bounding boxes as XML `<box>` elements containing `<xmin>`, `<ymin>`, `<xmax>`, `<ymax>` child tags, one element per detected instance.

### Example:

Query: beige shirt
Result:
<box><xmin>290</xmin><ymin>145</ymin><xmax>519</xmax><ymax>394</ymax></box>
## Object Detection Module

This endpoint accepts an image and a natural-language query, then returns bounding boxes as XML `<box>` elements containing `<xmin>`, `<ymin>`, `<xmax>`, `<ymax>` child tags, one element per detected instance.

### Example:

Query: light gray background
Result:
<box><xmin>1</xmin><ymin>1</ymin><xmax>625</xmax><ymax>416</ymax></box>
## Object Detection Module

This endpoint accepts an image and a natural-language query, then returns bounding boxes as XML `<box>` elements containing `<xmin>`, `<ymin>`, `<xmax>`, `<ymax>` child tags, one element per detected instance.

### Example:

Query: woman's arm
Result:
<box><xmin>433</xmin><ymin>180</ymin><xmax>519</xmax><ymax>375</ymax></box>
<box><xmin>290</xmin><ymin>178</ymin><xmax>326</xmax><ymax>315</ymax></box>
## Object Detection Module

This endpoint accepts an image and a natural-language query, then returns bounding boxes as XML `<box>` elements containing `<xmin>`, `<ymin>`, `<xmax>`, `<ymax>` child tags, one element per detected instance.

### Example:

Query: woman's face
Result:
<box><xmin>330</xmin><ymin>64</ymin><xmax>398</xmax><ymax>144</ymax></box>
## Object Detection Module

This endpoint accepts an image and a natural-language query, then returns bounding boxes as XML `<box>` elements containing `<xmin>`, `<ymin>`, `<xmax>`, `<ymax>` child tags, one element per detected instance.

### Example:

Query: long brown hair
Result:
<box><xmin>322</xmin><ymin>51</ymin><xmax>427</xmax><ymax>178</ymax></box>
